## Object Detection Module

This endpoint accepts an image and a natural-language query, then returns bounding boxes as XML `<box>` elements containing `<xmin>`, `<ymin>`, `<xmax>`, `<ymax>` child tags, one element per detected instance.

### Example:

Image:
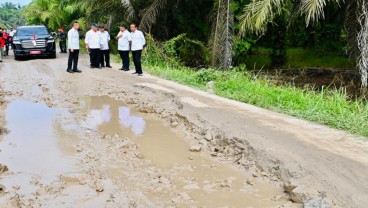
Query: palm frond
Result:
<box><xmin>121</xmin><ymin>0</ymin><xmax>136</xmax><ymax>22</ymax></box>
<box><xmin>139</xmin><ymin>0</ymin><xmax>168</xmax><ymax>32</ymax></box>
<box><xmin>238</xmin><ymin>0</ymin><xmax>284</xmax><ymax>36</ymax></box>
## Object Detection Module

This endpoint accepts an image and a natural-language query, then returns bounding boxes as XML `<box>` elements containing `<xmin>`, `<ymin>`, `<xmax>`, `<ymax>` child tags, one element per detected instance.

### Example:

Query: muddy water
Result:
<box><xmin>0</xmin><ymin>100</ymin><xmax>78</xmax><ymax>196</ymax></box>
<box><xmin>80</xmin><ymin>96</ymin><xmax>288</xmax><ymax>207</ymax></box>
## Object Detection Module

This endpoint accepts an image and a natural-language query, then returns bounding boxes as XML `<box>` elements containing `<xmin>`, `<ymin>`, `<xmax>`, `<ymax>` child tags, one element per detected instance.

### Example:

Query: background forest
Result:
<box><xmin>19</xmin><ymin>0</ymin><xmax>353</xmax><ymax>70</ymax></box>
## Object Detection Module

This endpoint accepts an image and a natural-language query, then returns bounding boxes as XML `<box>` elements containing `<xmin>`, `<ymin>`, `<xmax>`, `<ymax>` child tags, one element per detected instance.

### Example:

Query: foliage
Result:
<box><xmin>163</xmin><ymin>34</ymin><xmax>209</xmax><ymax>68</ymax></box>
<box><xmin>0</xmin><ymin>2</ymin><xmax>26</xmax><ymax>29</ymax></box>
<box><xmin>24</xmin><ymin>0</ymin><xmax>88</xmax><ymax>31</ymax></box>
<box><xmin>232</xmin><ymin>36</ymin><xmax>254</xmax><ymax>65</ymax></box>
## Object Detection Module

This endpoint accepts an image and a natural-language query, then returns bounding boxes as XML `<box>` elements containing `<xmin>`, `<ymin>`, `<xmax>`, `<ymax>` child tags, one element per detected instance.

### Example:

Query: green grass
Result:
<box><xmin>143</xmin><ymin>62</ymin><xmax>368</xmax><ymax>137</ymax></box>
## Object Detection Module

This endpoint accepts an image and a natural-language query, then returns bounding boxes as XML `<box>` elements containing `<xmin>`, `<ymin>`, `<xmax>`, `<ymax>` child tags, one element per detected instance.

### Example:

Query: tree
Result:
<box><xmin>238</xmin><ymin>0</ymin><xmax>368</xmax><ymax>88</ymax></box>
<box><xmin>0</xmin><ymin>2</ymin><xmax>26</xmax><ymax>28</ymax></box>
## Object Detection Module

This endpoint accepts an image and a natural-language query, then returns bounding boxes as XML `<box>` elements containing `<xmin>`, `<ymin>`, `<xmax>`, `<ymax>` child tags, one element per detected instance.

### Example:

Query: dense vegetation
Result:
<box><xmin>21</xmin><ymin>0</ymin><xmax>358</xmax><ymax>71</ymax></box>
<box><xmin>0</xmin><ymin>2</ymin><xmax>26</xmax><ymax>29</ymax></box>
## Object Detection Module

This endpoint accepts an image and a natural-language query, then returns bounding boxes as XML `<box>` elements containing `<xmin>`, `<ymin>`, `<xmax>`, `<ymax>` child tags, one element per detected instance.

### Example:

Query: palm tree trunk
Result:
<box><xmin>357</xmin><ymin>0</ymin><xmax>368</xmax><ymax>88</ymax></box>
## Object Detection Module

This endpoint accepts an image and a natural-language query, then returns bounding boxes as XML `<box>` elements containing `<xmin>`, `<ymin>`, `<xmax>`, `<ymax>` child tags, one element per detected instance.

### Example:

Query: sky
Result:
<box><xmin>0</xmin><ymin>0</ymin><xmax>32</xmax><ymax>6</ymax></box>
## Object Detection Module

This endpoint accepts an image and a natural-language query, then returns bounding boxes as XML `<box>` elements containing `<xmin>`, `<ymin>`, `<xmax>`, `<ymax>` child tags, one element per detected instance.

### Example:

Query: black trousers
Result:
<box><xmin>132</xmin><ymin>50</ymin><xmax>143</xmax><ymax>74</ymax></box>
<box><xmin>90</xmin><ymin>48</ymin><xmax>101</xmax><ymax>67</ymax></box>
<box><xmin>68</xmin><ymin>49</ymin><xmax>79</xmax><ymax>70</ymax></box>
<box><xmin>60</xmin><ymin>40</ymin><xmax>67</xmax><ymax>52</ymax></box>
<box><xmin>100</xmin><ymin>49</ymin><xmax>110</xmax><ymax>67</ymax></box>
<box><xmin>118</xmin><ymin>50</ymin><xmax>130</xmax><ymax>70</ymax></box>
<box><xmin>5</xmin><ymin>40</ymin><xmax>9</xmax><ymax>56</ymax></box>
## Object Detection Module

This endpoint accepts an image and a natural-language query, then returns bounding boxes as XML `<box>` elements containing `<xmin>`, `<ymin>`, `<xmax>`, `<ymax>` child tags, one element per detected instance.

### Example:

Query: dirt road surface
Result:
<box><xmin>0</xmin><ymin>52</ymin><xmax>367</xmax><ymax>208</ymax></box>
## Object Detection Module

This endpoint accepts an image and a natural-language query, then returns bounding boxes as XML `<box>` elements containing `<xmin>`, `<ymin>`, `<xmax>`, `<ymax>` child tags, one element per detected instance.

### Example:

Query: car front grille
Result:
<box><xmin>21</xmin><ymin>40</ymin><xmax>46</xmax><ymax>49</ymax></box>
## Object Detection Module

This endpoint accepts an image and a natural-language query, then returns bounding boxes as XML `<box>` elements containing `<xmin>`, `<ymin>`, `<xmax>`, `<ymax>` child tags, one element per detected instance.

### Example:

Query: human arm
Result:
<box><xmin>141</xmin><ymin>31</ymin><xmax>146</xmax><ymax>48</ymax></box>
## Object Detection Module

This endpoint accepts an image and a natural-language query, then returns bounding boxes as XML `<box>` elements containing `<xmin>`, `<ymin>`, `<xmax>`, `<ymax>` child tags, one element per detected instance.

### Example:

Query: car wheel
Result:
<box><xmin>49</xmin><ymin>52</ymin><xmax>57</xmax><ymax>59</ymax></box>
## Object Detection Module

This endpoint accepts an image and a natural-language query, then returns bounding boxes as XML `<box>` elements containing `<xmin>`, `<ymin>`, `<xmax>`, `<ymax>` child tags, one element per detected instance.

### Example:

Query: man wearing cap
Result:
<box><xmin>67</xmin><ymin>21</ymin><xmax>82</xmax><ymax>73</ymax></box>
<box><xmin>130</xmin><ymin>23</ymin><xmax>146</xmax><ymax>76</ymax></box>
<box><xmin>85</xmin><ymin>23</ymin><xmax>103</xmax><ymax>69</ymax></box>
<box><xmin>116</xmin><ymin>24</ymin><xmax>131</xmax><ymax>71</ymax></box>
<box><xmin>99</xmin><ymin>25</ymin><xmax>111</xmax><ymax>68</ymax></box>
<box><xmin>58</xmin><ymin>28</ymin><xmax>67</xmax><ymax>53</ymax></box>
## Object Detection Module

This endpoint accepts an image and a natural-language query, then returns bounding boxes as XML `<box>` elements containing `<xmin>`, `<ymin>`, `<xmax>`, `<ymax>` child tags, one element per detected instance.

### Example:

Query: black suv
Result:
<box><xmin>12</xmin><ymin>25</ymin><xmax>56</xmax><ymax>60</ymax></box>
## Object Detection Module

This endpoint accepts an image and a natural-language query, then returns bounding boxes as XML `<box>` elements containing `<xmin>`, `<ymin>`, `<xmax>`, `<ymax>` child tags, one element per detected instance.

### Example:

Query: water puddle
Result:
<box><xmin>0</xmin><ymin>100</ymin><xmax>78</xmax><ymax>196</ymax></box>
<box><xmin>80</xmin><ymin>96</ymin><xmax>289</xmax><ymax>207</ymax></box>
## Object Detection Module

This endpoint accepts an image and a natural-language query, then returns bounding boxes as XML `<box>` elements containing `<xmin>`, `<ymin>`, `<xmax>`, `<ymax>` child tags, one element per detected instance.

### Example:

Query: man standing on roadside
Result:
<box><xmin>0</xmin><ymin>32</ymin><xmax>5</xmax><ymax>63</ymax></box>
<box><xmin>130</xmin><ymin>23</ymin><xmax>146</xmax><ymax>76</ymax></box>
<box><xmin>85</xmin><ymin>23</ymin><xmax>102</xmax><ymax>69</ymax></box>
<box><xmin>58</xmin><ymin>28</ymin><xmax>67</xmax><ymax>53</ymax></box>
<box><xmin>1</xmin><ymin>29</ymin><xmax>9</xmax><ymax>57</ymax></box>
<box><xmin>67</xmin><ymin>21</ymin><xmax>82</xmax><ymax>73</ymax></box>
<box><xmin>117</xmin><ymin>24</ymin><xmax>131</xmax><ymax>71</ymax></box>
<box><xmin>99</xmin><ymin>25</ymin><xmax>111</xmax><ymax>68</ymax></box>
<box><xmin>9</xmin><ymin>28</ymin><xmax>15</xmax><ymax>49</ymax></box>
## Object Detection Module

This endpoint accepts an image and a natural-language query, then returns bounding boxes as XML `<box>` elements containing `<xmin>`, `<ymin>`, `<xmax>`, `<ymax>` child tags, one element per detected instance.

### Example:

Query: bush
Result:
<box><xmin>164</xmin><ymin>34</ymin><xmax>209</xmax><ymax>68</ymax></box>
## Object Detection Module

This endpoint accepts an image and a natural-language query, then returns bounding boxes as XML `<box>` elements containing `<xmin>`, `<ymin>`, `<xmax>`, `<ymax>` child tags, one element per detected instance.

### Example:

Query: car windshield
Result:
<box><xmin>16</xmin><ymin>27</ymin><xmax>49</xmax><ymax>36</ymax></box>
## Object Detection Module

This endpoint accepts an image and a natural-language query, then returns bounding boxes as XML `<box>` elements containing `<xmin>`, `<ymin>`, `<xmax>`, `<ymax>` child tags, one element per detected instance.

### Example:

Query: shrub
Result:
<box><xmin>164</xmin><ymin>34</ymin><xmax>209</xmax><ymax>68</ymax></box>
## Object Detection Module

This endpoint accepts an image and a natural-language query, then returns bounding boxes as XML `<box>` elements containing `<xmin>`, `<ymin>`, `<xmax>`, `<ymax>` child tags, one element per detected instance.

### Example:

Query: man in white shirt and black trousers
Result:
<box><xmin>116</xmin><ymin>24</ymin><xmax>131</xmax><ymax>71</ymax></box>
<box><xmin>67</xmin><ymin>21</ymin><xmax>82</xmax><ymax>73</ymax></box>
<box><xmin>85</xmin><ymin>23</ymin><xmax>103</xmax><ymax>69</ymax></box>
<box><xmin>99</xmin><ymin>25</ymin><xmax>111</xmax><ymax>68</ymax></box>
<box><xmin>130</xmin><ymin>23</ymin><xmax>146</xmax><ymax>76</ymax></box>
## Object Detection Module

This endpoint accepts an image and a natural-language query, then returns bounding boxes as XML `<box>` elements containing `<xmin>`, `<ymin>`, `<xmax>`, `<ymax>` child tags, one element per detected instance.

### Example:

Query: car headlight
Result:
<box><xmin>13</xmin><ymin>41</ymin><xmax>21</xmax><ymax>44</ymax></box>
<box><xmin>47</xmin><ymin>39</ymin><xmax>55</xmax><ymax>43</ymax></box>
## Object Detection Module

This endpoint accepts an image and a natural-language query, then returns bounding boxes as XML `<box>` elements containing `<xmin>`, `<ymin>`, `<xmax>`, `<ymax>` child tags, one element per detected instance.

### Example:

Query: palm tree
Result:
<box><xmin>238</xmin><ymin>0</ymin><xmax>368</xmax><ymax>88</ymax></box>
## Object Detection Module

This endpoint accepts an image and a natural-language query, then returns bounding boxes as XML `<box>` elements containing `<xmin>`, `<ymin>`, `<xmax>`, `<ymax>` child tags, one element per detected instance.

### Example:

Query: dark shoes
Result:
<box><xmin>106</xmin><ymin>66</ymin><xmax>112</xmax><ymax>68</ymax></box>
<box><xmin>133</xmin><ymin>72</ymin><xmax>143</xmax><ymax>76</ymax></box>
<box><xmin>66</xmin><ymin>69</ymin><xmax>82</xmax><ymax>73</ymax></box>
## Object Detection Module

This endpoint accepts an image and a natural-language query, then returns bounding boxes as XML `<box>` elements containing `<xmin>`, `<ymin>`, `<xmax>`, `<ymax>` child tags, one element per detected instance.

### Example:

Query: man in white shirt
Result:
<box><xmin>85</xmin><ymin>23</ymin><xmax>103</xmax><ymax>69</ymax></box>
<box><xmin>116</xmin><ymin>24</ymin><xmax>131</xmax><ymax>71</ymax></box>
<box><xmin>99</xmin><ymin>25</ymin><xmax>111</xmax><ymax>68</ymax></box>
<box><xmin>67</xmin><ymin>21</ymin><xmax>81</xmax><ymax>73</ymax></box>
<box><xmin>130</xmin><ymin>23</ymin><xmax>146</xmax><ymax>76</ymax></box>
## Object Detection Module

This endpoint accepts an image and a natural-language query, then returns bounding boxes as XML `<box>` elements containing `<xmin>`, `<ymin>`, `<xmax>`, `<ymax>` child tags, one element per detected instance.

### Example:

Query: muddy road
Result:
<box><xmin>0</xmin><ymin>52</ymin><xmax>367</xmax><ymax>208</ymax></box>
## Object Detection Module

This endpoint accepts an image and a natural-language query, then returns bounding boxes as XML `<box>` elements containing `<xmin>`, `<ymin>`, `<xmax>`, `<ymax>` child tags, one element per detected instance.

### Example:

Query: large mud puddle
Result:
<box><xmin>0</xmin><ymin>100</ymin><xmax>78</xmax><ymax>197</ymax></box>
<box><xmin>80</xmin><ymin>96</ymin><xmax>289</xmax><ymax>207</ymax></box>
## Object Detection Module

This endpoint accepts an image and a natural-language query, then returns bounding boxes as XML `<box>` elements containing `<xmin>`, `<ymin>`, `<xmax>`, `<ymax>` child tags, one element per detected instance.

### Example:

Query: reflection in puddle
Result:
<box><xmin>0</xmin><ymin>100</ymin><xmax>77</xmax><ymax>195</ymax></box>
<box><xmin>80</xmin><ymin>96</ymin><xmax>288</xmax><ymax>207</ymax></box>
<box><xmin>80</xmin><ymin>97</ymin><xmax>145</xmax><ymax>135</ymax></box>
<box><xmin>119</xmin><ymin>107</ymin><xmax>145</xmax><ymax>135</ymax></box>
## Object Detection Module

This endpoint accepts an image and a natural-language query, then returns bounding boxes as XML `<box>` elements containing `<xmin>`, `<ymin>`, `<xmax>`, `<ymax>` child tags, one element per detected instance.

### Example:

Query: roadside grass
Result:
<box><xmin>142</xmin><ymin>62</ymin><xmax>368</xmax><ymax>137</ymax></box>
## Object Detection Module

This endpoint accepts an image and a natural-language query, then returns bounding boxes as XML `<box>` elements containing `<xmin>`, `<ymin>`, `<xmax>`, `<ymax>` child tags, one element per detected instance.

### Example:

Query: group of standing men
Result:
<box><xmin>66</xmin><ymin>21</ymin><xmax>146</xmax><ymax>76</ymax></box>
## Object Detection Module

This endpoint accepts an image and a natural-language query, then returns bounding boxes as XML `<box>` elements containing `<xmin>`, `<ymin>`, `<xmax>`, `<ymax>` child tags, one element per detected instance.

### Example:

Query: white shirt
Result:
<box><xmin>85</xmin><ymin>30</ymin><xmax>102</xmax><ymax>49</ymax></box>
<box><xmin>99</xmin><ymin>31</ymin><xmax>110</xmax><ymax>50</ymax></box>
<box><xmin>9</xmin><ymin>30</ymin><xmax>16</xmax><ymax>37</ymax></box>
<box><xmin>117</xmin><ymin>30</ymin><xmax>131</xmax><ymax>51</ymax></box>
<box><xmin>67</xmin><ymin>28</ymin><xmax>80</xmax><ymax>50</ymax></box>
<box><xmin>130</xmin><ymin>30</ymin><xmax>146</xmax><ymax>51</ymax></box>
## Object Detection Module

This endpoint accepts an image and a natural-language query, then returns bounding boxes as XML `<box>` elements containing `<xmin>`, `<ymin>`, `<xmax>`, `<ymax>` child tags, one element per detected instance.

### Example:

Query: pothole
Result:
<box><xmin>79</xmin><ymin>96</ymin><xmax>294</xmax><ymax>207</ymax></box>
<box><xmin>0</xmin><ymin>100</ymin><xmax>79</xmax><ymax>196</ymax></box>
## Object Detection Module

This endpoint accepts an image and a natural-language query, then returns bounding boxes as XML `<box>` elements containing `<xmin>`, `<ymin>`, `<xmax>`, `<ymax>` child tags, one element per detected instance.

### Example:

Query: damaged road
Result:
<box><xmin>0</xmin><ymin>53</ymin><xmax>367</xmax><ymax>208</ymax></box>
